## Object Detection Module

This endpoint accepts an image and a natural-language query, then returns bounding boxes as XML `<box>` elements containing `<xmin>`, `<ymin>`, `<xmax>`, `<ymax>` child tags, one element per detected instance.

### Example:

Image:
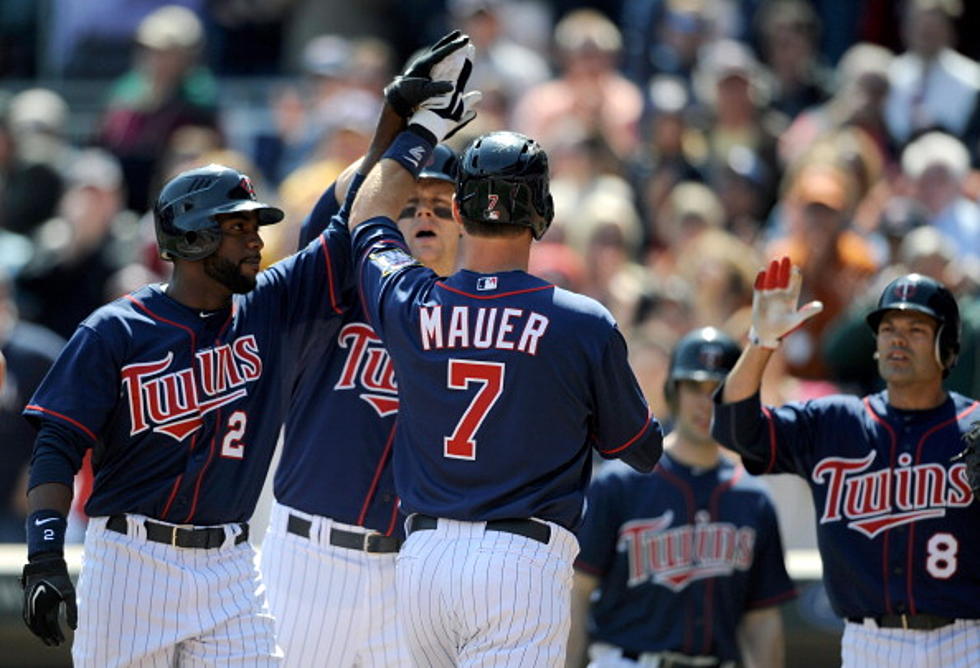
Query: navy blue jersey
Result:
<box><xmin>712</xmin><ymin>390</ymin><xmax>980</xmax><ymax>619</ymax></box>
<box><xmin>273</xmin><ymin>181</ymin><xmax>402</xmax><ymax>536</ymax></box>
<box><xmin>576</xmin><ymin>453</ymin><xmax>796</xmax><ymax>662</ymax></box>
<box><xmin>23</xmin><ymin>227</ymin><xmax>351</xmax><ymax>525</ymax></box>
<box><xmin>351</xmin><ymin>217</ymin><xmax>663</xmax><ymax>530</ymax></box>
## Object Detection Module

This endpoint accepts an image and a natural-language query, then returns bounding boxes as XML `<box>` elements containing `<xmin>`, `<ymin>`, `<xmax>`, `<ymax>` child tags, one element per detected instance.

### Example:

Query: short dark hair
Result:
<box><xmin>462</xmin><ymin>218</ymin><xmax>531</xmax><ymax>239</ymax></box>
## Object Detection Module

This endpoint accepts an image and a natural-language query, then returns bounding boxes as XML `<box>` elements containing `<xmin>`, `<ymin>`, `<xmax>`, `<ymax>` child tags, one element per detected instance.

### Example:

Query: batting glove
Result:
<box><xmin>21</xmin><ymin>555</ymin><xmax>77</xmax><ymax>647</ymax></box>
<box><xmin>384</xmin><ymin>30</ymin><xmax>470</xmax><ymax>118</ymax></box>
<box><xmin>408</xmin><ymin>39</ymin><xmax>481</xmax><ymax>144</ymax></box>
<box><xmin>749</xmin><ymin>256</ymin><xmax>823</xmax><ymax>349</ymax></box>
<box><xmin>951</xmin><ymin>420</ymin><xmax>980</xmax><ymax>496</ymax></box>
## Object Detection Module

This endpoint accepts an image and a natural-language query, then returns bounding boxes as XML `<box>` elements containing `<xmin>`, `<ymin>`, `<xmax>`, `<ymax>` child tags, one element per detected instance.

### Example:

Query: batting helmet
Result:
<box><xmin>664</xmin><ymin>327</ymin><xmax>741</xmax><ymax>403</ymax></box>
<box><xmin>866</xmin><ymin>273</ymin><xmax>960</xmax><ymax>374</ymax></box>
<box><xmin>456</xmin><ymin>131</ymin><xmax>554</xmax><ymax>240</ymax></box>
<box><xmin>154</xmin><ymin>164</ymin><xmax>284</xmax><ymax>261</ymax></box>
<box><xmin>419</xmin><ymin>144</ymin><xmax>458</xmax><ymax>183</ymax></box>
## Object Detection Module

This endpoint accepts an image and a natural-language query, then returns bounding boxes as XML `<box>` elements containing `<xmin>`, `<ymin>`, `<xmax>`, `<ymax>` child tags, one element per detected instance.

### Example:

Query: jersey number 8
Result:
<box><xmin>443</xmin><ymin>359</ymin><xmax>505</xmax><ymax>460</ymax></box>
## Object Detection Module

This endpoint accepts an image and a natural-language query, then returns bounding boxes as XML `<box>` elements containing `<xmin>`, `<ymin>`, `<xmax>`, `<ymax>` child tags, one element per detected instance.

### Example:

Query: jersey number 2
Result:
<box><xmin>444</xmin><ymin>360</ymin><xmax>504</xmax><ymax>460</ymax></box>
<box><xmin>221</xmin><ymin>411</ymin><xmax>247</xmax><ymax>459</ymax></box>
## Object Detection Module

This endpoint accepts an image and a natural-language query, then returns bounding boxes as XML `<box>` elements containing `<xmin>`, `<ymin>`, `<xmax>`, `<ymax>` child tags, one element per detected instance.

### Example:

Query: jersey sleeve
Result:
<box><xmin>711</xmin><ymin>389</ymin><xmax>820</xmax><ymax>476</ymax></box>
<box><xmin>744</xmin><ymin>491</ymin><xmax>797</xmax><ymax>610</ymax></box>
<box><xmin>23</xmin><ymin>325</ymin><xmax>119</xmax><ymax>443</ymax></box>
<box><xmin>574</xmin><ymin>469</ymin><xmax>625</xmax><ymax>576</ymax></box>
<box><xmin>297</xmin><ymin>182</ymin><xmax>339</xmax><ymax>249</ymax></box>
<box><xmin>351</xmin><ymin>216</ymin><xmax>428</xmax><ymax>339</ymax></box>
<box><xmin>590</xmin><ymin>328</ymin><xmax>663</xmax><ymax>472</ymax></box>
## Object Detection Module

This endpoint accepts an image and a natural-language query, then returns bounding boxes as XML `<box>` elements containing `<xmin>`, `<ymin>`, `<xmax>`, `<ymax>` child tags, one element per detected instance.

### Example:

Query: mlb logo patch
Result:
<box><xmin>369</xmin><ymin>248</ymin><xmax>419</xmax><ymax>276</ymax></box>
<box><xmin>476</xmin><ymin>276</ymin><xmax>498</xmax><ymax>291</ymax></box>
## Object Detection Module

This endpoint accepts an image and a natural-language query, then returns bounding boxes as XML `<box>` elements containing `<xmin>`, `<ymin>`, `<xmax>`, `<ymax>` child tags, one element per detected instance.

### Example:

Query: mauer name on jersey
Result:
<box><xmin>618</xmin><ymin>510</ymin><xmax>755</xmax><ymax>591</ymax></box>
<box><xmin>419</xmin><ymin>305</ymin><xmax>550</xmax><ymax>354</ymax></box>
<box><xmin>812</xmin><ymin>451</ymin><xmax>973</xmax><ymax>538</ymax></box>
<box><xmin>121</xmin><ymin>335</ymin><xmax>262</xmax><ymax>441</ymax></box>
<box><xmin>334</xmin><ymin>322</ymin><xmax>399</xmax><ymax>417</ymax></box>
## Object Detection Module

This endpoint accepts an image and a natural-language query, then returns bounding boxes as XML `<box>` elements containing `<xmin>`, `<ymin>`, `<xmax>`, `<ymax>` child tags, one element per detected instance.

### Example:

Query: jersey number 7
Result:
<box><xmin>443</xmin><ymin>359</ymin><xmax>505</xmax><ymax>460</ymax></box>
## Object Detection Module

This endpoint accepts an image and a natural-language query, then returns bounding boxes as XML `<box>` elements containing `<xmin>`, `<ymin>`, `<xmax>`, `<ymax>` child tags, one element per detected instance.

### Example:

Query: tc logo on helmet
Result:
<box><xmin>239</xmin><ymin>177</ymin><xmax>256</xmax><ymax>200</ymax></box>
<box><xmin>699</xmin><ymin>345</ymin><xmax>725</xmax><ymax>371</ymax></box>
<box><xmin>895</xmin><ymin>282</ymin><xmax>917</xmax><ymax>300</ymax></box>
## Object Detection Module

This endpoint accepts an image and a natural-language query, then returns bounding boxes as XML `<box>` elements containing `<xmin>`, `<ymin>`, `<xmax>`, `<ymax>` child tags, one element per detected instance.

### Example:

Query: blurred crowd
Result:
<box><xmin>0</xmin><ymin>0</ymin><xmax>978</xmax><ymax>542</ymax></box>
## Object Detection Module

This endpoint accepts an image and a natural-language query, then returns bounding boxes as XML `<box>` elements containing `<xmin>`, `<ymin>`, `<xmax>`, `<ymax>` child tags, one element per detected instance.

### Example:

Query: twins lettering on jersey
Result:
<box><xmin>812</xmin><ymin>451</ymin><xmax>973</xmax><ymax>538</ymax></box>
<box><xmin>334</xmin><ymin>322</ymin><xmax>399</xmax><ymax>417</ymax></box>
<box><xmin>618</xmin><ymin>510</ymin><xmax>756</xmax><ymax>591</ymax></box>
<box><xmin>419</xmin><ymin>306</ymin><xmax>550</xmax><ymax>354</ymax></box>
<box><xmin>121</xmin><ymin>335</ymin><xmax>262</xmax><ymax>441</ymax></box>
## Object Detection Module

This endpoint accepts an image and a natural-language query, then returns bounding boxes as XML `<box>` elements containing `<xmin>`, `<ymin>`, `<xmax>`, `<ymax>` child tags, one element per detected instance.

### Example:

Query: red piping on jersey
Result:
<box><xmin>906</xmin><ymin>400</ymin><xmax>978</xmax><ymax>615</ymax></box>
<box><xmin>160</xmin><ymin>431</ymin><xmax>196</xmax><ymax>519</ymax></box>
<box><xmin>184</xmin><ymin>409</ymin><xmax>221</xmax><ymax>523</ymax></box>
<box><xmin>216</xmin><ymin>305</ymin><xmax>235</xmax><ymax>340</ymax></box>
<box><xmin>702</xmin><ymin>466</ymin><xmax>744</xmax><ymax>654</ymax></box>
<box><xmin>356</xmin><ymin>422</ymin><xmax>397</xmax><ymax>528</ymax></box>
<box><xmin>746</xmin><ymin>588</ymin><xmax>798</xmax><ymax>610</ymax></box>
<box><xmin>24</xmin><ymin>405</ymin><xmax>97</xmax><ymax>442</ymax></box>
<box><xmin>572</xmin><ymin>560</ymin><xmax>604</xmax><ymax>576</ymax></box>
<box><xmin>599</xmin><ymin>411</ymin><xmax>652</xmax><ymax>455</ymax></box>
<box><xmin>318</xmin><ymin>234</ymin><xmax>342</xmax><ymax>314</ymax></box>
<box><xmin>435</xmin><ymin>281</ymin><xmax>554</xmax><ymax>300</ymax></box>
<box><xmin>760</xmin><ymin>405</ymin><xmax>778</xmax><ymax>473</ymax></box>
<box><xmin>863</xmin><ymin>397</ymin><xmax>897</xmax><ymax>614</ymax></box>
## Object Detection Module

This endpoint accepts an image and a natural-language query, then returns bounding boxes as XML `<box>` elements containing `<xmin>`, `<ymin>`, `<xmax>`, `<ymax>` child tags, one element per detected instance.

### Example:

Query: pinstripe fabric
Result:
<box><xmin>842</xmin><ymin>619</ymin><xmax>980</xmax><ymax>667</ymax></box>
<box><xmin>396</xmin><ymin>517</ymin><xmax>579</xmax><ymax>668</ymax></box>
<box><xmin>259</xmin><ymin>502</ymin><xmax>408</xmax><ymax>667</ymax></box>
<box><xmin>73</xmin><ymin>515</ymin><xmax>282</xmax><ymax>667</ymax></box>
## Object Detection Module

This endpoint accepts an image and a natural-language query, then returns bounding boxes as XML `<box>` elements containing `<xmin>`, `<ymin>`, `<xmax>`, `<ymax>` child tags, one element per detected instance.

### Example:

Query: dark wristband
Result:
<box><xmin>382</xmin><ymin>129</ymin><xmax>435</xmax><ymax>179</ymax></box>
<box><xmin>26</xmin><ymin>510</ymin><xmax>67</xmax><ymax>559</ymax></box>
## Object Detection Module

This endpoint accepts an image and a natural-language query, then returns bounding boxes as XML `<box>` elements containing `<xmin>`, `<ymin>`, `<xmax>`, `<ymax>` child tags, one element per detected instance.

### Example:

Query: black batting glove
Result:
<box><xmin>21</xmin><ymin>554</ymin><xmax>77</xmax><ymax>647</ymax></box>
<box><xmin>385</xmin><ymin>30</ymin><xmax>471</xmax><ymax>118</ymax></box>
<box><xmin>952</xmin><ymin>420</ymin><xmax>980</xmax><ymax>497</ymax></box>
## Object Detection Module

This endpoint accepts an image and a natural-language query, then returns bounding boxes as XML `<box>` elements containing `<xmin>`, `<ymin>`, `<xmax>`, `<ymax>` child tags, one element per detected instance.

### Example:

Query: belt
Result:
<box><xmin>106</xmin><ymin>514</ymin><xmax>248</xmax><ymax>549</ymax></box>
<box><xmin>286</xmin><ymin>514</ymin><xmax>402</xmax><ymax>553</ymax></box>
<box><xmin>406</xmin><ymin>514</ymin><xmax>552</xmax><ymax>545</ymax></box>
<box><xmin>847</xmin><ymin>613</ymin><xmax>956</xmax><ymax>630</ymax></box>
<box><xmin>620</xmin><ymin>650</ymin><xmax>727</xmax><ymax>667</ymax></box>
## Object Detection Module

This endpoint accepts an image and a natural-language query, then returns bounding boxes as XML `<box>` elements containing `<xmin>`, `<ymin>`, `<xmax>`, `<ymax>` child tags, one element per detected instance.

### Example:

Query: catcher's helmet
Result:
<box><xmin>866</xmin><ymin>273</ymin><xmax>960</xmax><ymax>374</ymax></box>
<box><xmin>154</xmin><ymin>164</ymin><xmax>284</xmax><ymax>261</ymax></box>
<box><xmin>664</xmin><ymin>327</ymin><xmax>741</xmax><ymax>403</ymax></box>
<box><xmin>456</xmin><ymin>131</ymin><xmax>554</xmax><ymax>240</ymax></box>
<box><xmin>419</xmin><ymin>144</ymin><xmax>458</xmax><ymax>183</ymax></box>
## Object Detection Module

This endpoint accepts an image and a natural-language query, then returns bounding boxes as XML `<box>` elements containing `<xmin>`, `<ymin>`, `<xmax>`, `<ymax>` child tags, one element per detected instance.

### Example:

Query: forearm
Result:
<box><xmin>721</xmin><ymin>345</ymin><xmax>773</xmax><ymax>404</ymax></box>
<box><xmin>27</xmin><ymin>483</ymin><xmax>73</xmax><ymax>517</ymax></box>
<box><xmin>349</xmin><ymin>127</ymin><xmax>431</xmax><ymax>232</ymax></box>
<box><xmin>737</xmin><ymin>607</ymin><xmax>785</xmax><ymax>668</ymax></box>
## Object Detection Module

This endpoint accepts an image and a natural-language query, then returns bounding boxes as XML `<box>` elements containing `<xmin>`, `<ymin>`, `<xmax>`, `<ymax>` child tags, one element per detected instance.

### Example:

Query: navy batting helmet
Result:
<box><xmin>153</xmin><ymin>164</ymin><xmax>284</xmax><ymax>261</ymax></box>
<box><xmin>419</xmin><ymin>144</ymin><xmax>458</xmax><ymax>183</ymax></box>
<box><xmin>866</xmin><ymin>273</ymin><xmax>960</xmax><ymax>374</ymax></box>
<box><xmin>664</xmin><ymin>327</ymin><xmax>741</xmax><ymax>403</ymax></box>
<box><xmin>456</xmin><ymin>131</ymin><xmax>554</xmax><ymax>240</ymax></box>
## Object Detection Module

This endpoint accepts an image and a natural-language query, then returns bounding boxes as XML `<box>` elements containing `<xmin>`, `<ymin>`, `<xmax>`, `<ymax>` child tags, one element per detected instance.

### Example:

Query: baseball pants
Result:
<box><xmin>396</xmin><ymin>515</ymin><xmax>579</xmax><ymax>668</ymax></box>
<box><xmin>73</xmin><ymin>514</ymin><xmax>282</xmax><ymax>667</ymax></box>
<box><xmin>259</xmin><ymin>502</ymin><xmax>409</xmax><ymax>667</ymax></box>
<box><xmin>842</xmin><ymin>618</ymin><xmax>980</xmax><ymax>667</ymax></box>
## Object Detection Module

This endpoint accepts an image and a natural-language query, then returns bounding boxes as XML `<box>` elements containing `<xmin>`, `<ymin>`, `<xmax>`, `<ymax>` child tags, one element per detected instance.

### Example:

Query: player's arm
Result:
<box><xmin>566</xmin><ymin>571</ymin><xmax>599</xmax><ymax>668</ymax></box>
<box><xmin>737</xmin><ymin>606</ymin><xmax>785</xmax><ymax>668</ymax></box>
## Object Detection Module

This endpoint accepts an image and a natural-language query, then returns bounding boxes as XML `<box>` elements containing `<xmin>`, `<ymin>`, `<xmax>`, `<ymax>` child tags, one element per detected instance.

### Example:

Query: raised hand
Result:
<box><xmin>749</xmin><ymin>256</ymin><xmax>824</xmax><ymax>349</ymax></box>
<box><xmin>384</xmin><ymin>31</ymin><xmax>471</xmax><ymax>118</ymax></box>
<box><xmin>409</xmin><ymin>39</ymin><xmax>481</xmax><ymax>143</ymax></box>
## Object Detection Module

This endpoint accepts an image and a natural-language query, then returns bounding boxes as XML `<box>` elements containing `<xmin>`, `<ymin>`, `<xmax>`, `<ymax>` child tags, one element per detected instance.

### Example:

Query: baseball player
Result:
<box><xmin>347</xmin><ymin>43</ymin><xmax>664</xmax><ymax>666</ymax></box>
<box><xmin>257</xmin><ymin>32</ymin><xmax>471</xmax><ymax>668</ymax></box>
<box><xmin>19</xmin><ymin>163</ymin><xmax>355</xmax><ymax>665</ymax></box>
<box><xmin>568</xmin><ymin>327</ymin><xmax>796</xmax><ymax>668</ymax></box>
<box><xmin>260</xmin><ymin>142</ymin><xmax>463</xmax><ymax>666</ymax></box>
<box><xmin>712</xmin><ymin>258</ymin><xmax>980</xmax><ymax>667</ymax></box>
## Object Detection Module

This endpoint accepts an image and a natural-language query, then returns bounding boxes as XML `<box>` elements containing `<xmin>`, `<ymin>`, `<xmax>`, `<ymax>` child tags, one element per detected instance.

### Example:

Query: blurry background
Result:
<box><xmin>1</xmin><ymin>0</ymin><xmax>979</xmax><ymax>665</ymax></box>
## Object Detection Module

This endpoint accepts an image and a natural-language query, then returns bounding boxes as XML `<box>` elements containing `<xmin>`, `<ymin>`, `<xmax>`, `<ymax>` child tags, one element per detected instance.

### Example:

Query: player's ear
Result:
<box><xmin>452</xmin><ymin>195</ymin><xmax>462</xmax><ymax>223</ymax></box>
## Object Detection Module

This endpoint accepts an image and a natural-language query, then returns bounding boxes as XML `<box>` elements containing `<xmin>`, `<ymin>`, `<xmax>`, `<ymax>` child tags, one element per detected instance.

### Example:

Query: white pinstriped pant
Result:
<box><xmin>73</xmin><ymin>514</ymin><xmax>282</xmax><ymax>667</ymax></box>
<box><xmin>842</xmin><ymin>619</ymin><xmax>980</xmax><ymax>667</ymax></box>
<box><xmin>259</xmin><ymin>502</ymin><xmax>409</xmax><ymax>667</ymax></box>
<box><xmin>396</xmin><ymin>516</ymin><xmax>579</xmax><ymax>668</ymax></box>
